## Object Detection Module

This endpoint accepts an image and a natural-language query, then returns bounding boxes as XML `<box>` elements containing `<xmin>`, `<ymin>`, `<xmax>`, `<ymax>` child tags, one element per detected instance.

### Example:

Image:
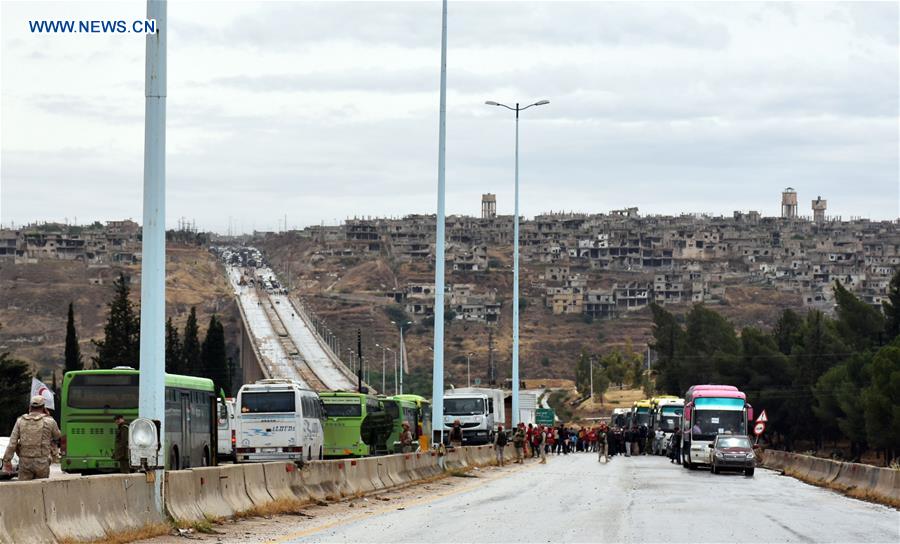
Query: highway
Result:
<box><xmin>236</xmin><ymin>454</ymin><xmax>899</xmax><ymax>544</ymax></box>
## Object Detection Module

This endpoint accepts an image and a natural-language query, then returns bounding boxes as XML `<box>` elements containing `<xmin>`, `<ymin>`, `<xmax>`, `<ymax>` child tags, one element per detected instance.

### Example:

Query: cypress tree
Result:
<box><xmin>182</xmin><ymin>307</ymin><xmax>201</xmax><ymax>375</ymax></box>
<box><xmin>201</xmin><ymin>315</ymin><xmax>231</xmax><ymax>395</ymax></box>
<box><xmin>165</xmin><ymin>317</ymin><xmax>184</xmax><ymax>374</ymax></box>
<box><xmin>883</xmin><ymin>269</ymin><xmax>900</xmax><ymax>343</ymax></box>
<box><xmin>92</xmin><ymin>273</ymin><xmax>140</xmax><ymax>369</ymax></box>
<box><xmin>64</xmin><ymin>302</ymin><xmax>83</xmax><ymax>373</ymax></box>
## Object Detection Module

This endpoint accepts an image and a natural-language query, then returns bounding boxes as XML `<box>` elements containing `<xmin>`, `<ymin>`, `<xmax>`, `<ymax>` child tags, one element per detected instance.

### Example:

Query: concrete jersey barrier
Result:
<box><xmin>0</xmin><ymin>480</ymin><xmax>54</xmax><ymax>544</ymax></box>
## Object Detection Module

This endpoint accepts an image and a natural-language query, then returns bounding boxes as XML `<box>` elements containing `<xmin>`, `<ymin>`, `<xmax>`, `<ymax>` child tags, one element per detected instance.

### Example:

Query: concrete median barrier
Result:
<box><xmin>299</xmin><ymin>460</ymin><xmax>341</xmax><ymax>501</ymax></box>
<box><xmin>375</xmin><ymin>456</ymin><xmax>401</xmax><ymax>488</ymax></box>
<box><xmin>216</xmin><ymin>465</ymin><xmax>254</xmax><ymax>514</ymax></box>
<box><xmin>263</xmin><ymin>462</ymin><xmax>299</xmax><ymax>502</ymax></box>
<box><xmin>193</xmin><ymin>467</ymin><xmax>233</xmax><ymax>520</ymax></box>
<box><xmin>871</xmin><ymin>467</ymin><xmax>900</xmax><ymax>507</ymax></box>
<box><xmin>165</xmin><ymin>469</ymin><xmax>205</xmax><ymax>522</ymax></box>
<box><xmin>0</xmin><ymin>480</ymin><xmax>53</xmax><ymax>544</ymax></box>
<box><xmin>344</xmin><ymin>459</ymin><xmax>372</xmax><ymax>494</ymax></box>
<box><xmin>42</xmin><ymin>477</ymin><xmax>107</xmax><ymax>542</ymax></box>
<box><xmin>122</xmin><ymin>473</ymin><xmax>165</xmax><ymax>529</ymax></box>
<box><xmin>242</xmin><ymin>463</ymin><xmax>274</xmax><ymax>509</ymax></box>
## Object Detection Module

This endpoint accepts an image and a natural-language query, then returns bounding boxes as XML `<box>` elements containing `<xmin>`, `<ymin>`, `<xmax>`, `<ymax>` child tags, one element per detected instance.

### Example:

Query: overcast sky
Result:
<box><xmin>2</xmin><ymin>1</ymin><xmax>898</xmax><ymax>233</ymax></box>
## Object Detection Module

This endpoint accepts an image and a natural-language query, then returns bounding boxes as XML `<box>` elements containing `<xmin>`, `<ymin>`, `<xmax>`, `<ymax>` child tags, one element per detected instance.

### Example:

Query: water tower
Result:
<box><xmin>812</xmin><ymin>196</ymin><xmax>827</xmax><ymax>223</ymax></box>
<box><xmin>781</xmin><ymin>188</ymin><xmax>798</xmax><ymax>218</ymax></box>
<box><xmin>481</xmin><ymin>193</ymin><xmax>497</xmax><ymax>219</ymax></box>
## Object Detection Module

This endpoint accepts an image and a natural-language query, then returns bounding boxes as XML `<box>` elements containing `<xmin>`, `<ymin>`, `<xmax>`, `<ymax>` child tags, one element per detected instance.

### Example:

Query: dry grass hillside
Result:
<box><xmin>258</xmin><ymin>235</ymin><xmax>801</xmax><ymax>393</ymax></box>
<box><xmin>0</xmin><ymin>244</ymin><xmax>240</xmax><ymax>377</ymax></box>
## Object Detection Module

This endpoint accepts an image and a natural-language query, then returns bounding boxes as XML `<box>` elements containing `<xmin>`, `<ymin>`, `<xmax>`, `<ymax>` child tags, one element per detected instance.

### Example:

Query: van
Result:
<box><xmin>235</xmin><ymin>379</ymin><xmax>325</xmax><ymax>462</ymax></box>
<box><xmin>217</xmin><ymin>397</ymin><xmax>236</xmax><ymax>461</ymax></box>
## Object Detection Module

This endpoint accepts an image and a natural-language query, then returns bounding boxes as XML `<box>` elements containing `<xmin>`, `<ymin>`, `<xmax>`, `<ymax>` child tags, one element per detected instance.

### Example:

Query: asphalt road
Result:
<box><xmin>275</xmin><ymin>453</ymin><xmax>899</xmax><ymax>544</ymax></box>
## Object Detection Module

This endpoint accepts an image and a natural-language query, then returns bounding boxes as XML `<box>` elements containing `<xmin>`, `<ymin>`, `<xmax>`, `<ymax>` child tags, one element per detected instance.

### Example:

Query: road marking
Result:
<box><xmin>267</xmin><ymin>461</ymin><xmax>542</xmax><ymax>543</ymax></box>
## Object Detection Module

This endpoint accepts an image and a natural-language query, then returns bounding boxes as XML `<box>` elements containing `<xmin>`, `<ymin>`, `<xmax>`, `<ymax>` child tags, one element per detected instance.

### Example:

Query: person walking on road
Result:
<box><xmin>671</xmin><ymin>427</ymin><xmax>682</xmax><ymax>464</ymax></box>
<box><xmin>399</xmin><ymin>422</ymin><xmax>415</xmax><ymax>453</ymax></box>
<box><xmin>494</xmin><ymin>425</ymin><xmax>508</xmax><ymax>466</ymax></box>
<box><xmin>623</xmin><ymin>426</ymin><xmax>634</xmax><ymax>457</ymax></box>
<box><xmin>513</xmin><ymin>423</ymin><xmax>526</xmax><ymax>464</ymax></box>
<box><xmin>638</xmin><ymin>424</ymin><xmax>648</xmax><ymax>455</ymax></box>
<box><xmin>538</xmin><ymin>426</ymin><xmax>548</xmax><ymax>464</ymax></box>
<box><xmin>449</xmin><ymin>420</ymin><xmax>463</xmax><ymax>448</ymax></box>
<box><xmin>2</xmin><ymin>396</ymin><xmax>60</xmax><ymax>480</ymax></box>
<box><xmin>112</xmin><ymin>414</ymin><xmax>131</xmax><ymax>474</ymax></box>
<box><xmin>597</xmin><ymin>424</ymin><xmax>609</xmax><ymax>463</ymax></box>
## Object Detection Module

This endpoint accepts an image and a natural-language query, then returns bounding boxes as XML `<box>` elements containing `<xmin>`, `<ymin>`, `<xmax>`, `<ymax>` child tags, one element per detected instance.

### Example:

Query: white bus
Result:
<box><xmin>234</xmin><ymin>379</ymin><xmax>325</xmax><ymax>463</ymax></box>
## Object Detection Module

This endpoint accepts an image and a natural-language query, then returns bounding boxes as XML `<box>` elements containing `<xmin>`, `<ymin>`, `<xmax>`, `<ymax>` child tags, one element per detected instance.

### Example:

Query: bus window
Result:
<box><xmin>67</xmin><ymin>374</ymin><xmax>138</xmax><ymax>409</ymax></box>
<box><xmin>241</xmin><ymin>391</ymin><xmax>295</xmax><ymax>413</ymax></box>
<box><xmin>323</xmin><ymin>401</ymin><xmax>362</xmax><ymax>418</ymax></box>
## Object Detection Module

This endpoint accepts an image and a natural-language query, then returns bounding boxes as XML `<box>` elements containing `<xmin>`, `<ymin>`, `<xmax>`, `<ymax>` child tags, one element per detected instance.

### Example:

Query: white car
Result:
<box><xmin>0</xmin><ymin>437</ymin><xmax>19</xmax><ymax>480</ymax></box>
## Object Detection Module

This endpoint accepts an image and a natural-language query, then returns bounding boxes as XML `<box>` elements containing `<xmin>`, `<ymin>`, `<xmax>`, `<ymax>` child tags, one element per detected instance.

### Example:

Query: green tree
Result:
<box><xmin>182</xmin><ymin>307</ymin><xmax>201</xmax><ymax>374</ymax></box>
<box><xmin>648</xmin><ymin>303</ymin><xmax>686</xmax><ymax>395</ymax></box>
<box><xmin>882</xmin><ymin>269</ymin><xmax>900</xmax><ymax>343</ymax></box>
<box><xmin>833</xmin><ymin>280</ymin><xmax>884</xmax><ymax>351</ymax></box>
<box><xmin>201</xmin><ymin>315</ymin><xmax>232</xmax><ymax>395</ymax></box>
<box><xmin>600</xmin><ymin>350</ymin><xmax>627</xmax><ymax>387</ymax></box>
<box><xmin>165</xmin><ymin>317</ymin><xmax>184</xmax><ymax>374</ymax></box>
<box><xmin>861</xmin><ymin>346</ymin><xmax>900</xmax><ymax>464</ymax></box>
<box><xmin>0</xmin><ymin>322</ymin><xmax>32</xmax><ymax>435</ymax></box>
<box><xmin>773</xmin><ymin>309</ymin><xmax>803</xmax><ymax>356</ymax></box>
<box><xmin>64</xmin><ymin>302</ymin><xmax>83</xmax><ymax>373</ymax></box>
<box><xmin>91</xmin><ymin>273</ymin><xmax>140</xmax><ymax>369</ymax></box>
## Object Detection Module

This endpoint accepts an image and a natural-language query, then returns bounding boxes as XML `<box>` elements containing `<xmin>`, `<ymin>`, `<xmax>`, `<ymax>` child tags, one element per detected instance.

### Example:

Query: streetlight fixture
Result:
<box><xmin>391</xmin><ymin>320</ymin><xmax>413</xmax><ymax>394</ymax></box>
<box><xmin>384</xmin><ymin>346</ymin><xmax>398</xmax><ymax>394</ymax></box>
<box><xmin>466</xmin><ymin>352</ymin><xmax>473</xmax><ymax>388</ymax></box>
<box><xmin>484</xmin><ymin>98</ymin><xmax>549</xmax><ymax>428</ymax></box>
<box><xmin>375</xmin><ymin>343</ymin><xmax>388</xmax><ymax>394</ymax></box>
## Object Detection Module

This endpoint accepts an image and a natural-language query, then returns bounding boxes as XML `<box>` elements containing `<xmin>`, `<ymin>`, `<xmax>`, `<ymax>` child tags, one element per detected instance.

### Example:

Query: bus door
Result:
<box><xmin>180</xmin><ymin>391</ymin><xmax>191</xmax><ymax>467</ymax></box>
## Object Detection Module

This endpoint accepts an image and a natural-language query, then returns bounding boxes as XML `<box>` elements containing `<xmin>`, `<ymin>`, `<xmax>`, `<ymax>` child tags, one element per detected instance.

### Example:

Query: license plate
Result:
<box><xmin>261</xmin><ymin>448</ymin><xmax>277</xmax><ymax>453</ymax></box>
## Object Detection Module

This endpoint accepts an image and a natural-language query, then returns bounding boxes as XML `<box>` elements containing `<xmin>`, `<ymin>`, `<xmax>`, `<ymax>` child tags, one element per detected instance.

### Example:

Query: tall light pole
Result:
<box><xmin>466</xmin><ymin>352</ymin><xmax>472</xmax><ymax>388</ymax></box>
<box><xmin>385</xmin><ymin>346</ymin><xmax>397</xmax><ymax>394</ymax></box>
<box><xmin>391</xmin><ymin>320</ymin><xmax>412</xmax><ymax>394</ymax></box>
<box><xmin>590</xmin><ymin>356</ymin><xmax>594</xmax><ymax>400</ymax></box>
<box><xmin>138</xmin><ymin>0</ymin><xmax>167</xmax><ymax>514</ymax></box>
<box><xmin>484</xmin><ymin>98</ymin><xmax>549</xmax><ymax>428</ymax></box>
<box><xmin>432</xmin><ymin>0</ymin><xmax>449</xmax><ymax>448</ymax></box>
<box><xmin>376</xmin><ymin>343</ymin><xmax>387</xmax><ymax>393</ymax></box>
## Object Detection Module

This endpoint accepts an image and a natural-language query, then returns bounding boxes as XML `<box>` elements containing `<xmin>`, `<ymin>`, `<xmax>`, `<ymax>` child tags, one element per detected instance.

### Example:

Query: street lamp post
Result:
<box><xmin>376</xmin><ymin>344</ymin><xmax>387</xmax><ymax>393</ymax></box>
<box><xmin>466</xmin><ymin>353</ymin><xmax>472</xmax><ymax>388</ymax></box>
<box><xmin>391</xmin><ymin>320</ymin><xmax>412</xmax><ymax>394</ymax></box>
<box><xmin>484</xmin><ymin>98</ymin><xmax>549</xmax><ymax>428</ymax></box>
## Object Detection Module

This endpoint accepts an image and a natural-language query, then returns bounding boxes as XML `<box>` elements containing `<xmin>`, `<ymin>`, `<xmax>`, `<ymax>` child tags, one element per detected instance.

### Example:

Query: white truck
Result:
<box><xmin>234</xmin><ymin>379</ymin><xmax>325</xmax><ymax>463</ymax></box>
<box><xmin>216</xmin><ymin>397</ymin><xmax>236</xmax><ymax>461</ymax></box>
<box><xmin>443</xmin><ymin>388</ymin><xmax>506</xmax><ymax>445</ymax></box>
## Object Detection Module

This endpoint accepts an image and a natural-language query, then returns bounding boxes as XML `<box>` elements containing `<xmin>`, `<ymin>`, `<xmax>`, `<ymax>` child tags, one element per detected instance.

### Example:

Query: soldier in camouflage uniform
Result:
<box><xmin>2</xmin><ymin>396</ymin><xmax>61</xmax><ymax>480</ymax></box>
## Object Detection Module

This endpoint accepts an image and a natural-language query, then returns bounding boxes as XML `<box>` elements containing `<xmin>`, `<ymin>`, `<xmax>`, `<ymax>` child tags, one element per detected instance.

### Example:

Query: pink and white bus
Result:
<box><xmin>680</xmin><ymin>385</ymin><xmax>753</xmax><ymax>468</ymax></box>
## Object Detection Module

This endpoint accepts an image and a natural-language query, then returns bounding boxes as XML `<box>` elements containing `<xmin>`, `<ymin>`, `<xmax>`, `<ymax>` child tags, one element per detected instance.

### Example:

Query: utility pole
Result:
<box><xmin>138</xmin><ymin>0</ymin><xmax>166</xmax><ymax>515</ymax></box>
<box><xmin>357</xmin><ymin>329</ymin><xmax>363</xmax><ymax>393</ymax></box>
<box><xmin>488</xmin><ymin>327</ymin><xmax>495</xmax><ymax>386</ymax></box>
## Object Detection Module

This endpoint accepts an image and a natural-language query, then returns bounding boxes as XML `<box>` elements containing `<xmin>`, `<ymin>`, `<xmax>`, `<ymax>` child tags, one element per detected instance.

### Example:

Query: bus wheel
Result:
<box><xmin>202</xmin><ymin>447</ymin><xmax>211</xmax><ymax>467</ymax></box>
<box><xmin>319</xmin><ymin>447</ymin><xmax>323</xmax><ymax>461</ymax></box>
<box><xmin>169</xmin><ymin>447</ymin><xmax>180</xmax><ymax>471</ymax></box>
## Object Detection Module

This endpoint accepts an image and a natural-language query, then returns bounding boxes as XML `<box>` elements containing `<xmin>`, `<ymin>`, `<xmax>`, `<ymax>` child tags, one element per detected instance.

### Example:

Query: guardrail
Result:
<box><xmin>0</xmin><ymin>445</ymin><xmax>510</xmax><ymax>543</ymax></box>
<box><xmin>759</xmin><ymin>449</ymin><xmax>899</xmax><ymax>508</ymax></box>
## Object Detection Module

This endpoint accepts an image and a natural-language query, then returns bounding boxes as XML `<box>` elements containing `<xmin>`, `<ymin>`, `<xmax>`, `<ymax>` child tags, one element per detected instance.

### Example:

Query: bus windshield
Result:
<box><xmin>634</xmin><ymin>412</ymin><xmax>650</xmax><ymax>427</ymax></box>
<box><xmin>67</xmin><ymin>374</ymin><xmax>138</xmax><ymax>409</ymax></box>
<box><xmin>657</xmin><ymin>415</ymin><xmax>680</xmax><ymax>432</ymax></box>
<box><xmin>691</xmin><ymin>410</ymin><xmax>745</xmax><ymax>441</ymax></box>
<box><xmin>444</xmin><ymin>398</ymin><xmax>484</xmax><ymax>416</ymax></box>
<box><xmin>241</xmin><ymin>392</ymin><xmax>295</xmax><ymax>413</ymax></box>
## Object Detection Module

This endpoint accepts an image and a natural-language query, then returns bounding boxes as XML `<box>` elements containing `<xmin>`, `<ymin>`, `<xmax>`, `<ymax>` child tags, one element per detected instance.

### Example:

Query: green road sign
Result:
<box><xmin>535</xmin><ymin>408</ymin><xmax>555</xmax><ymax>425</ymax></box>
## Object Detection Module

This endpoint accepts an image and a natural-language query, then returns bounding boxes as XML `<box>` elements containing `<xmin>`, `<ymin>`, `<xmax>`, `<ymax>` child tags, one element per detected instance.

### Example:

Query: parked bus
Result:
<box><xmin>319</xmin><ymin>392</ymin><xmax>384</xmax><ymax>457</ymax></box>
<box><xmin>392</xmin><ymin>394</ymin><xmax>432</xmax><ymax>451</ymax></box>
<box><xmin>61</xmin><ymin>368</ymin><xmax>216</xmax><ymax>473</ymax></box>
<box><xmin>611</xmin><ymin>408</ymin><xmax>629</xmax><ymax>428</ymax></box>
<box><xmin>234</xmin><ymin>379</ymin><xmax>325</xmax><ymax>463</ymax></box>
<box><xmin>631</xmin><ymin>399</ymin><xmax>652</xmax><ymax>428</ymax></box>
<box><xmin>380</xmin><ymin>396</ymin><xmax>419</xmax><ymax>453</ymax></box>
<box><xmin>650</xmin><ymin>396</ymin><xmax>683</xmax><ymax>455</ymax></box>
<box><xmin>680</xmin><ymin>385</ymin><xmax>753</xmax><ymax>469</ymax></box>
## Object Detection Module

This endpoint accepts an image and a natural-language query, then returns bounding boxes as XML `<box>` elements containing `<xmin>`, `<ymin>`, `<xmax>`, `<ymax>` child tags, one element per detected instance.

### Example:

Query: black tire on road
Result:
<box><xmin>745</xmin><ymin>468</ymin><xmax>754</xmax><ymax>477</ymax></box>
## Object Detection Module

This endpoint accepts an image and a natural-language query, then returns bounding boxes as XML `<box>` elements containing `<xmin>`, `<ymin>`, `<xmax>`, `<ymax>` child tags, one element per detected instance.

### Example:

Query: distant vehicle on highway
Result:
<box><xmin>0</xmin><ymin>437</ymin><xmax>18</xmax><ymax>480</ymax></box>
<box><xmin>443</xmin><ymin>388</ymin><xmax>505</xmax><ymax>445</ymax></box>
<box><xmin>61</xmin><ymin>368</ymin><xmax>217</xmax><ymax>473</ymax></box>
<box><xmin>235</xmin><ymin>379</ymin><xmax>324</xmax><ymax>463</ymax></box>
<box><xmin>680</xmin><ymin>385</ymin><xmax>753</xmax><ymax>469</ymax></box>
<box><xmin>650</xmin><ymin>396</ymin><xmax>683</xmax><ymax>455</ymax></box>
<box><xmin>391</xmin><ymin>394</ymin><xmax>431</xmax><ymax>451</ymax></box>
<box><xmin>631</xmin><ymin>399</ymin><xmax>652</xmax><ymax>429</ymax></box>
<box><xmin>217</xmin><ymin>397</ymin><xmax>236</xmax><ymax>461</ymax></box>
<box><xmin>709</xmin><ymin>434</ymin><xmax>755</xmax><ymax>476</ymax></box>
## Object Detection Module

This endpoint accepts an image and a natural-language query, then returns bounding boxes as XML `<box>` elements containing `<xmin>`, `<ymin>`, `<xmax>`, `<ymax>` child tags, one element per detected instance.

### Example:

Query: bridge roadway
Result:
<box><xmin>141</xmin><ymin>453</ymin><xmax>899</xmax><ymax>544</ymax></box>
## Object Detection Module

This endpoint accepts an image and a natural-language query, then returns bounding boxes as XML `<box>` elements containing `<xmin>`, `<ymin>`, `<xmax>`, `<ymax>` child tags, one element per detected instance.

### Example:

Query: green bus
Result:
<box><xmin>61</xmin><ymin>368</ymin><xmax>216</xmax><ymax>473</ymax></box>
<box><xmin>319</xmin><ymin>392</ymin><xmax>384</xmax><ymax>458</ymax></box>
<box><xmin>384</xmin><ymin>394</ymin><xmax>432</xmax><ymax>452</ymax></box>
